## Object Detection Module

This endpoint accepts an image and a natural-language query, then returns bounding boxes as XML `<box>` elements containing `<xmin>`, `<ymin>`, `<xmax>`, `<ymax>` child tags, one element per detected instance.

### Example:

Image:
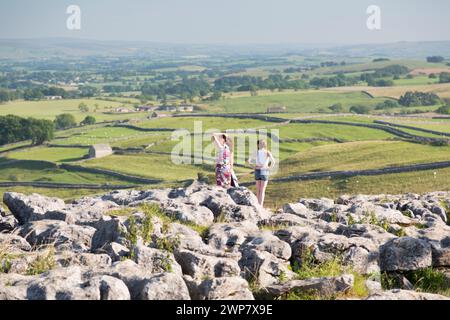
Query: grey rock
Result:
<box><xmin>188</xmin><ymin>277</ymin><xmax>254</xmax><ymax>300</ymax></box>
<box><xmin>18</xmin><ymin>220</ymin><xmax>96</xmax><ymax>252</ymax></box>
<box><xmin>239</xmin><ymin>249</ymin><xmax>294</xmax><ymax>287</ymax></box>
<box><xmin>264</xmin><ymin>274</ymin><xmax>354</xmax><ymax>298</ymax></box>
<box><xmin>0</xmin><ymin>267</ymin><xmax>100</xmax><ymax>300</ymax></box>
<box><xmin>365</xmin><ymin>280</ymin><xmax>382</xmax><ymax>295</ymax></box>
<box><xmin>91</xmin><ymin>275</ymin><xmax>130</xmax><ymax>300</ymax></box>
<box><xmin>0</xmin><ymin>215</ymin><xmax>17</xmax><ymax>233</ymax></box>
<box><xmin>140</xmin><ymin>273</ymin><xmax>190</xmax><ymax>300</ymax></box>
<box><xmin>0</xmin><ymin>233</ymin><xmax>32</xmax><ymax>251</ymax></box>
<box><xmin>103</xmin><ymin>259</ymin><xmax>154</xmax><ymax>299</ymax></box>
<box><xmin>241</xmin><ymin>231</ymin><xmax>292</xmax><ymax>260</ymax></box>
<box><xmin>431</xmin><ymin>205</ymin><xmax>447</xmax><ymax>223</ymax></box>
<box><xmin>132</xmin><ymin>244</ymin><xmax>182</xmax><ymax>275</ymax></box>
<box><xmin>342</xmin><ymin>246</ymin><xmax>380</xmax><ymax>275</ymax></box>
<box><xmin>282</xmin><ymin>203</ymin><xmax>312</xmax><ymax>219</ymax></box>
<box><xmin>431</xmin><ymin>237</ymin><xmax>450</xmax><ymax>267</ymax></box>
<box><xmin>268</xmin><ymin>213</ymin><xmax>305</xmax><ymax>226</ymax></box>
<box><xmin>299</xmin><ymin>198</ymin><xmax>335</xmax><ymax>212</ymax></box>
<box><xmin>227</xmin><ymin>187</ymin><xmax>260</xmax><ymax>208</ymax></box>
<box><xmin>98</xmin><ymin>242</ymin><xmax>130</xmax><ymax>262</ymax></box>
<box><xmin>379</xmin><ymin>237</ymin><xmax>432</xmax><ymax>271</ymax></box>
<box><xmin>90</xmin><ymin>216</ymin><xmax>125</xmax><ymax>250</ymax></box>
<box><xmin>174</xmin><ymin>249</ymin><xmax>240</xmax><ymax>279</ymax></box>
<box><xmin>56</xmin><ymin>252</ymin><xmax>112</xmax><ymax>268</ymax></box>
<box><xmin>207</xmin><ymin>221</ymin><xmax>258</xmax><ymax>252</ymax></box>
<box><xmin>366</xmin><ymin>289</ymin><xmax>450</xmax><ymax>300</ymax></box>
<box><xmin>0</xmin><ymin>205</ymin><xmax>6</xmax><ymax>217</ymax></box>
<box><xmin>3</xmin><ymin>193</ymin><xmax>65</xmax><ymax>225</ymax></box>
<box><xmin>162</xmin><ymin>201</ymin><xmax>214</xmax><ymax>227</ymax></box>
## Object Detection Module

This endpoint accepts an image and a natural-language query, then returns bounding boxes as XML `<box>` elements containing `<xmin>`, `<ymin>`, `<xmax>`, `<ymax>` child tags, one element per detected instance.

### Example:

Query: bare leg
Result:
<box><xmin>260</xmin><ymin>181</ymin><xmax>268</xmax><ymax>208</ymax></box>
<box><xmin>255</xmin><ymin>180</ymin><xmax>262</xmax><ymax>205</ymax></box>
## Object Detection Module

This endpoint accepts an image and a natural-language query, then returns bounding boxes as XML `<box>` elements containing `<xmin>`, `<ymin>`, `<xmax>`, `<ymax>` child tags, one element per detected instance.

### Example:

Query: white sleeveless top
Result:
<box><xmin>256</xmin><ymin>149</ymin><xmax>269</xmax><ymax>168</ymax></box>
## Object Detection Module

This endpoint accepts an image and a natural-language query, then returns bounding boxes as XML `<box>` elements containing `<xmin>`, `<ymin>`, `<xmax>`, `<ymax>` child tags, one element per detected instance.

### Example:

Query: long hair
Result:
<box><xmin>226</xmin><ymin>135</ymin><xmax>234</xmax><ymax>152</ymax></box>
<box><xmin>257</xmin><ymin>139</ymin><xmax>267</xmax><ymax>150</ymax></box>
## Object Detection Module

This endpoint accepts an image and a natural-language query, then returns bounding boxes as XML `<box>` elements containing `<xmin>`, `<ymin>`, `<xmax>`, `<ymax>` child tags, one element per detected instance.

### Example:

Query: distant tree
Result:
<box><xmin>54</xmin><ymin>113</ymin><xmax>77</xmax><ymax>130</ymax></box>
<box><xmin>350</xmin><ymin>105</ymin><xmax>371</xmax><ymax>114</ymax></box>
<box><xmin>429</xmin><ymin>73</ymin><xmax>437</xmax><ymax>79</ymax></box>
<box><xmin>439</xmin><ymin>72</ymin><xmax>450</xmax><ymax>83</ymax></box>
<box><xmin>329</xmin><ymin>103</ymin><xmax>344</xmax><ymax>113</ymax></box>
<box><xmin>436</xmin><ymin>105</ymin><xmax>450</xmax><ymax>115</ymax></box>
<box><xmin>0</xmin><ymin>115</ymin><xmax>53</xmax><ymax>145</ymax></box>
<box><xmin>80</xmin><ymin>115</ymin><xmax>96</xmax><ymax>126</ymax></box>
<box><xmin>78</xmin><ymin>86</ymin><xmax>99</xmax><ymax>98</ymax></box>
<box><xmin>28</xmin><ymin>118</ymin><xmax>54</xmax><ymax>145</ymax></box>
<box><xmin>0</xmin><ymin>89</ymin><xmax>11</xmax><ymax>102</ymax></box>
<box><xmin>373</xmin><ymin>58</ymin><xmax>390</xmax><ymax>62</ymax></box>
<box><xmin>427</xmin><ymin>56</ymin><xmax>445</xmax><ymax>63</ymax></box>
<box><xmin>375</xmin><ymin>100</ymin><xmax>399</xmax><ymax>110</ymax></box>
<box><xmin>406</xmin><ymin>74</ymin><xmax>414</xmax><ymax>79</ymax></box>
<box><xmin>78</xmin><ymin>102</ymin><xmax>89</xmax><ymax>113</ymax></box>
<box><xmin>399</xmin><ymin>91</ymin><xmax>441</xmax><ymax>107</ymax></box>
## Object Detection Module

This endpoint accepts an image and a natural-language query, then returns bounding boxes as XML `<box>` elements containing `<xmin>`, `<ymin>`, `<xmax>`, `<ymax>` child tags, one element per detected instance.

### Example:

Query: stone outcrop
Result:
<box><xmin>1</xmin><ymin>185</ymin><xmax>450</xmax><ymax>300</ymax></box>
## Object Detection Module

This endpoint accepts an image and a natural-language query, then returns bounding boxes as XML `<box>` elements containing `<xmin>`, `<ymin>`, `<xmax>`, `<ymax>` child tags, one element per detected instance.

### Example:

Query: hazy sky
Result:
<box><xmin>0</xmin><ymin>0</ymin><xmax>449</xmax><ymax>44</ymax></box>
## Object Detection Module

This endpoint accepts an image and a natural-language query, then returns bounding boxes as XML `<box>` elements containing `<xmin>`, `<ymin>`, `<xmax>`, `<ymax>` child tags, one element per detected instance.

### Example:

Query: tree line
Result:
<box><xmin>0</xmin><ymin>115</ymin><xmax>54</xmax><ymax>146</ymax></box>
<box><xmin>0</xmin><ymin>85</ymin><xmax>99</xmax><ymax>102</ymax></box>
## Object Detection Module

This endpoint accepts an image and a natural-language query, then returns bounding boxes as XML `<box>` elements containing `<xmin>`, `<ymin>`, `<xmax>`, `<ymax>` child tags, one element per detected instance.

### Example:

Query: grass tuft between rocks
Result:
<box><xmin>381</xmin><ymin>268</ymin><xmax>450</xmax><ymax>297</ymax></box>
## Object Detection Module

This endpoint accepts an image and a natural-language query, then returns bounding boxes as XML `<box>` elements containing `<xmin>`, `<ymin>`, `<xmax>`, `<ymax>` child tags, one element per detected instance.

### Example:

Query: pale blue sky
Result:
<box><xmin>0</xmin><ymin>0</ymin><xmax>449</xmax><ymax>44</ymax></box>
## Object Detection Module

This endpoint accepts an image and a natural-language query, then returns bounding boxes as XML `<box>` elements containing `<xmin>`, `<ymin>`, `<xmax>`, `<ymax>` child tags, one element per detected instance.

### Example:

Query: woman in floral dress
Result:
<box><xmin>211</xmin><ymin>133</ymin><xmax>232</xmax><ymax>188</ymax></box>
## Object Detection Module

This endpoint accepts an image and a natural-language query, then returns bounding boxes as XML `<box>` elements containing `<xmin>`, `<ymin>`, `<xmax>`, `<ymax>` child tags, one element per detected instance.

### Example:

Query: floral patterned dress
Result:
<box><xmin>215</xmin><ymin>144</ymin><xmax>232</xmax><ymax>188</ymax></box>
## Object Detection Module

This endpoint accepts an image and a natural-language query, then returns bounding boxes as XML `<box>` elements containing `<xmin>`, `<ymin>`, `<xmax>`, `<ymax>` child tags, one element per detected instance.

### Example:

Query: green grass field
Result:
<box><xmin>0</xmin><ymin>99</ymin><xmax>144</xmax><ymax>122</ymax></box>
<box><xmin>81</xmin><ymin>153</ymin><xmax>214</xmax><ymax>182</ymax></box>
<box><xmin>137</xmin><ymin>117</ymin><xmax>270</xmax><ymax>130</ymax></box>
<box><xmin>0</xmin><ymin>159</ymin><xmax>130</xmax><ymax>184</ymax></box>
<box><xmin>278</xmin><ymin>123</ymin><xmax>395</xmax><ymax>141</ymax></box>
<box><xmin>208</xmin><ymin>91</ymin><xmax>388</xmax><ymax>113</ymax></box>
<box><xmin>6</xmin><ymin>147</ymin><xmax>89</xmax><ymax>163</ymax></box>
<box><xmin>263</xmin><ymin>167</ymin><xmax>450</xmax><ymax>208</ymax></box>
<box><xmin>275</xmin><ymin>140</ymin><xmax>450</xmax><ymax>177</ymax></box>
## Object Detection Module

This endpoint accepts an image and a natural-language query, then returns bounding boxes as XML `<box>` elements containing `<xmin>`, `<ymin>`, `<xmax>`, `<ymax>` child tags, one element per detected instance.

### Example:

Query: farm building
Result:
<box><xmin>114</xmin><ymin>107</ymin><xmax>133</xmax><ymax>113</ymax></box>
<box><xmin>267</xmin><ymin>106</ymin><xmax>286</xmax><ymax>113</ymax></box>
<box><xmin>158</xmin><ymin>105</ymin><xmax>177</xmax><ymax>112</ymax></box>
<box><xmin>137</xmin><ymin>105</ymin><xmax>157</xmax><ymax>112</ymax></box>
<box><xmin>178</xmin><ymin>105</ymin><xmax>195</xmax><ymax>112</ymax></box>
<box><xmin>45</xmin><ymin>96</ymin><xmax>63</xmax><ymax>100</ymax></box>
<box><xmin>88</xmin><ymin>144</ymin><xmax>113</xmax><ymax>159</ymax></box>
<box><xmin>157</xmin><ymin>104</ymin><xmax>195</xmax><ymax>112</ymax></box>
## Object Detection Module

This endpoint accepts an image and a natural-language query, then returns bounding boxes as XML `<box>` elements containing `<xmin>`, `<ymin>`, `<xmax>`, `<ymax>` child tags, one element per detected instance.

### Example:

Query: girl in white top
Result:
<box><xmin>248</xmin><ymin>139</ymin><xmax>275</xmax><ymax>208</ymax></box>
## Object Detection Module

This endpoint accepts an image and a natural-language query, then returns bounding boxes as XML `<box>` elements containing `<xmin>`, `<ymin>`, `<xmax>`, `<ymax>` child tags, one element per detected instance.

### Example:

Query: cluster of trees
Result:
<box><xmin>320</xmin><ymin>61</ymin><xmax>346</xmax><ymax>67</ymax></box>
<box><xmin>103</xmin><ymin>85</ymin><xmax>135</xmax><ymax>93</ymax></box>
<box><xmin>0</xmin><ymin>85</ymin><xmax>100</xmax><ymax>102</ymax></box>
<box><xmin>54</xmin><ymin>114</ymin><xmax>96</xmax><ymax>129</ymax></box>
<box><xmin>310</xmin><ymin>74</ymin><xmax>359</xmax><ymax>88</ymax></box>
<box><xmin>141</xmin><ymin>78</ymin><xmax>211</xmax><ymax>101</ymax></box>
<box><xmin>375</xmin><ymin>100</ymin><xmax>400</xmax><ymax>110</ymax></box>
<box><xmin>349</xmin><ymin>105</ymin><xmax>371</xmax><ymax>114</ymax></box>
<box><xmin>436</xmin><ymin>99</ymin><xmax>450</xmax><ymax>115</ymax></box>
<box><xmin>213</xmin><ymin>75</ymin><xmax>308</xmax><ymax>92</ymax></box>
<box><xmin>359</xmin><ymin>65</ymin><xmax>409</xmax><ymax>87</ymax></box>
<box><xmin>0</xmin><ymin>115</ymin><xmax>54</xmax><ymax>145</ymax></box>
<box><xmin>427</xmin><ymin>56</ymin><xmax>445</xmax><ymax>63</ymax></box>
<box><xmin>0</xmin><ymin>113</ymin><xmax>98</xmax><ymax>146</ymax></box>
<box><xmin>439</xmin><ymin>72</ymin><xmax>450</xmax><ymax>83</ymax></box>
<box><xmin>399</xmin><ymin>91</ymin><xmax>441</xmax><ymax>107</ymax></box>
<box><xmin>372</xmin><ymin>58</ymin><xmax>390</xmax><ymax>62</ymax></box>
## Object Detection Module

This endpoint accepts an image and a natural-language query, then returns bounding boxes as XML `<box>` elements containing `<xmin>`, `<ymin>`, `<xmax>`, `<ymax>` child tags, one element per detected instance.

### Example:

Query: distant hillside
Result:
<box><xmin>0</xmin><ymin>38</ymin><xmax>450</xmax><ymax>60</ymax></box>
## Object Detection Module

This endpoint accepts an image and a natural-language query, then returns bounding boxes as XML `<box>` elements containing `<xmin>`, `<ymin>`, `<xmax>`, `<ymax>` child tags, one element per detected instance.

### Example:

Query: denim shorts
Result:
<box><xmin>255</xmin><ymin>169</ymin><xmax>269</xmax><ymax>181</ymax></box>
